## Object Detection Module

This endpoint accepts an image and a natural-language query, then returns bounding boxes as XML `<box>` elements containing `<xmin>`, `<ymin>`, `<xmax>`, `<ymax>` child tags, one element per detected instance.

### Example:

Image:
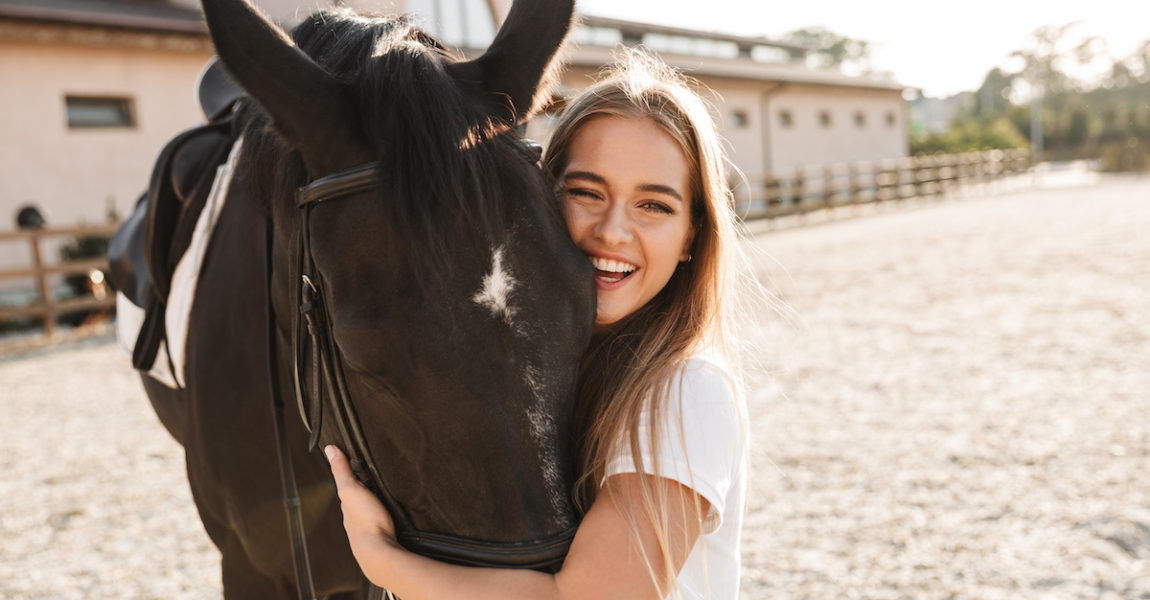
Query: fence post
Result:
<box><xmin>823</xmin><ymin>165</ymin><xmax>836</xmax><ymax>213</ymax></box>
<box><xmin>28</xmin><ymin>229</ymin><xmax>57</xmax><ymax>338</ymax></box>
<box><xmin>764</xmin><ymin>175</ymin><xmax>778</xmax><ymax>219</ymax></box>
<box><xmin>848</xmin><ymin>162</ymin><xmax>862</xmax><ymax>216</ymax></box>
<box><xmin>794</xmin><ymin>168</ymin><xmax>806</xmax><ymax>217</ymax></box>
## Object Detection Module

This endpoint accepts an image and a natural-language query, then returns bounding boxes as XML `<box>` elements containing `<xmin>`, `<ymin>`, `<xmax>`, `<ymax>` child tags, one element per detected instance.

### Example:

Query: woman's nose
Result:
<box><xmin>592</xmin><ymin>204</ymin><xmax>633</xmax><ymax>246</ymax></box>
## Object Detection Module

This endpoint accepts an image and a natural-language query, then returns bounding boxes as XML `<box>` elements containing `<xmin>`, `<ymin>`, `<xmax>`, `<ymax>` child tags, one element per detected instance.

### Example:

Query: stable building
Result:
<box><xmin>0</xmin><ymin>0</ymin><xmax>909</xmax><ymax>233</ymax></box>
<box><xmin>529</xmin><ymin>16</ymin><xmax>910</xmax><ymax>211</ymax></box>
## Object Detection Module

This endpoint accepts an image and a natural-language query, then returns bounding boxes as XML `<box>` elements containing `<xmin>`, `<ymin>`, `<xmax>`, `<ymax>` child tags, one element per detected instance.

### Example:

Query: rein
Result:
<box><xmin>270</xmin><ymin>161</ymin><xmax>393</xmax><ymax>600</ymax></box>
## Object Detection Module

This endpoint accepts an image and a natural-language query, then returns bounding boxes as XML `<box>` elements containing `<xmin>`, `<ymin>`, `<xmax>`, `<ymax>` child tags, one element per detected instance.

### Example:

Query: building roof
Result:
<box><xmin>0</xmin><ymin>0</ymin><xmax>205</xmax><ymax>34</ymax></box>
<box><xmin>579</xmin><ymin>14</ymin><xmax>810</xmax><ymax>55</ymax></box>
<box><xmin>568</xmin><ymin>40</ymin><xmax>907</xmax><ymax>93</ymax></box>
<box><xmin>566</xmin><ymin>15</ymin><xmax>905</xmax><ymax>92</ymax></box>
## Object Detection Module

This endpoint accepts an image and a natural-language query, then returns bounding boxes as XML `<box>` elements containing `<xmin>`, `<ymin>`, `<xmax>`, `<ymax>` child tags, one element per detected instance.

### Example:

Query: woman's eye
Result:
<box><xmin>641</xmin><ymin>201</ymin><xmax>674</xmax><ymax>214</ymax></box>
<box><xmin>564</xmin><ymin>188</ymin><xmax>601</xmax><ymax>200</ymax></box>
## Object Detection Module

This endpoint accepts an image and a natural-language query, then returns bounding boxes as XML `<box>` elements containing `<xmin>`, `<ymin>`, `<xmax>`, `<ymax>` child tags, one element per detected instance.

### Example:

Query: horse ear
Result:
<box><xmin>200</xmin><ymin>0</ymin><xmax>362</xmax><ymax>170</ymax></box>
<box><xmin>447</xmin><ymin>0</ymin><xmax>575</xmax><ymax>127</ymax></box>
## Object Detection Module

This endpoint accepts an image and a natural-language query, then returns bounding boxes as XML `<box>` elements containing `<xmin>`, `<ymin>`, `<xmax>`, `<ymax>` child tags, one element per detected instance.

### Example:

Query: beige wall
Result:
<box><xmin>0</xmin><ymin>30</ymin><xmax>212</xmax><ymax>282</ymax></box>
<box><xmin>0</xmin><ymin>37</ymin><xmax>212</xmax><ymax>230</ymax></box>
<box><xmin>767</xmin><ymin>84</ymin><xmax>907</xmax><ymax>172</ymax></box>
<box><xmin>257</xmin><ymin>0</ymin><xmax>405</xmax><ymax>24</ymax></box>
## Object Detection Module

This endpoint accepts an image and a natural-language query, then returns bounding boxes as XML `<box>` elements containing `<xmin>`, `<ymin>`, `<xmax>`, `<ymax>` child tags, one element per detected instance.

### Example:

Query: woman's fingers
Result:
<box><xmin>324</xmin><ymin>445</ymin><xmax>360</xmax><ymax>497</ymax></box>
<box><xmin>324</xmin><ymin>445</ymin><xmax>398</xmax><ymax>542</ymax></box>
<box><xmin>324</xmin><ymin>446</ymin><xmax>403</xmax><ymax>586</ymax></box>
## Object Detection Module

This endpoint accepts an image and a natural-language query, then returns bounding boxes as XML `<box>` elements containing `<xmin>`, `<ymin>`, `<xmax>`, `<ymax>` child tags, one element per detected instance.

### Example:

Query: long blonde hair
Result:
<box><xmin>542</xmin><ymin>50</ymin><xmax>742</xmax><ymax>596</ymax></box>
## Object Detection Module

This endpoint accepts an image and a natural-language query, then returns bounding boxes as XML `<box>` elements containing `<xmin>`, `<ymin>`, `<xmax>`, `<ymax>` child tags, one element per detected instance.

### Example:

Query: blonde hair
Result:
<box><xmin>543</xmin><ymin>50</ymin><xmax>743</xmax><ymax>597</ymax></box>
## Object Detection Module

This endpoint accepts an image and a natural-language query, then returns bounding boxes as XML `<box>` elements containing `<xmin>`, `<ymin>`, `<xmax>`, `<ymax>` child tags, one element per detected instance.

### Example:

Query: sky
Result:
<box><xmin>575</xmin><ymin>0</ymin><xmax>1150</xmax><ymax>98</ymax></box>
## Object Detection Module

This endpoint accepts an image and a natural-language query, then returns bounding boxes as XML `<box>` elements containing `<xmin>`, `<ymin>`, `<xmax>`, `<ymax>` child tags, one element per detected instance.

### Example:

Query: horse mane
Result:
<box><xmin>239</xmin><ymin>8</ymin><xmax>554</xmax><ymax>274</ymax></box>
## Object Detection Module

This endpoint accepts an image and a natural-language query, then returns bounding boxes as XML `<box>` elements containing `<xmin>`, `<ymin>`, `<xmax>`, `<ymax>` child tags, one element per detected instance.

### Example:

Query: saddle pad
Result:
<box><xmin>115</xmin><ymin>293</ymin><xmax>178</xmax><ymax>388</ymax></box>
<box><xmin>116</xmin><ymin>136</ymin><xmax>245</xmax><ymax>389</ymax></box>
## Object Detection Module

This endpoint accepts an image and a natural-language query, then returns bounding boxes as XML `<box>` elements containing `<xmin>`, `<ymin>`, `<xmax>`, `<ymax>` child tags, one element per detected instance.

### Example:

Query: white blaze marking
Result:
<box><xmin>474</xmin><ymin>246</ymin><xmax>570</xmax><ymax>526</ymax></box>
<box><xmin>524</xmin><ymin>365</ymin><xmax>571</xmax><ymax>527</ymax></box>
<box><xmin>473</xmin><ymin>245</ymin><xmax>517</xmax><ymax>326</ymax></box>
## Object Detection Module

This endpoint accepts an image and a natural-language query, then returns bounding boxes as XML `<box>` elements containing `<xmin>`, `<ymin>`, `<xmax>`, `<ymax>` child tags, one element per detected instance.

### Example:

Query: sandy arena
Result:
<box><xmin>2</xmin><ymin>175</ymin><xmax>1147</xmax><ymax>599</ymax></box>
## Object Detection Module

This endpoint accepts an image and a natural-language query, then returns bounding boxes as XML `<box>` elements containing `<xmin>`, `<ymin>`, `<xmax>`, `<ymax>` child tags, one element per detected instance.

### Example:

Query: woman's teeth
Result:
<box><xmin>590</xmin><ymin>256</ymin><xmax>636</xmax><ymax>274</ymax></box>
<box><xmin>590</xmin><ymin>256</ymin><xmax>636</xmax><ymax>283</ymax></box>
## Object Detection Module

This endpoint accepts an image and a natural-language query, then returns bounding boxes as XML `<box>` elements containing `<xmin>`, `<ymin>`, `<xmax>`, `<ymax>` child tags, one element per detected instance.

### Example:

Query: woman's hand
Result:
<box><xmin>325</xmin><ymin>445</ymin><xmax>402</xmax><ymax>579</ymax></box>
<box><xmin>325</xmin><ymin>446</ymin><xmax>703</xmax><ymax>600</ymax></box>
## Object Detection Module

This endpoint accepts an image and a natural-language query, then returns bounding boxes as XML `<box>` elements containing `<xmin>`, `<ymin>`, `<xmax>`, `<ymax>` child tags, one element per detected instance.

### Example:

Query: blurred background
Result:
<box><xmin>1</xmin><ymin>0</ymin><xmax>1148</xmax><ymax>339</ymax></box>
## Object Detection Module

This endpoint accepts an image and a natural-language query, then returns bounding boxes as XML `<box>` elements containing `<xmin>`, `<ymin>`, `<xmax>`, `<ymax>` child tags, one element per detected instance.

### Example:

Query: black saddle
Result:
<box><xmin>108</xmin><ymin>57</ymin><xmax>245</xmax><ymax>373</ymax></box>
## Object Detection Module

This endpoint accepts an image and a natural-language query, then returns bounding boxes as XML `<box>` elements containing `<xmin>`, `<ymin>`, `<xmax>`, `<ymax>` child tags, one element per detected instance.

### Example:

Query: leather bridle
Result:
<box><xmin>270</xmin><ymin>161</ymin><xmax>395</xmax><ymax>600</ymax></box>
<box><xmin>293</xmin><ymin>162</ymin><xmax>392</xmax><ymax>502</ymax></box>
<box><xmin>269</xmin><ymin>142</ymin><xmax>569</xmax><ymax>600</ymax></box>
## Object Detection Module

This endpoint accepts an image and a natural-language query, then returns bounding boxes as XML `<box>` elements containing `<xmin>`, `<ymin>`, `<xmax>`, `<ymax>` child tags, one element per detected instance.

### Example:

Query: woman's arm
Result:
<box><xmin>325</xmin><ymin>445</ymin><xmax>706</xmax><ymax>600</ymax></box>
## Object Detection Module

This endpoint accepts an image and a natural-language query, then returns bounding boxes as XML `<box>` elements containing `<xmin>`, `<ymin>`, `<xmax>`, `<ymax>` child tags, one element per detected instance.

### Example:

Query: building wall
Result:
<box><xmin>254</xmin><ymin>0</ymin><xmax>405</xmax><ymax>25</ymax></box>
<box><xmin>0</xmin><ymin>33</ymin><xmax>212</xmax><ymax>230</ymax></box>
<box><xmin>704</xmin><ymin>78</ymin><xmax>769</xmax><ymax>186</ymax></box>
<box><xmin>767</xmin><ymin>83</ymin><xmax>908</xmax><ymax>172</ymax></box>
<box><xmin>0</xmin><ymin>28</ymin><xmax>212</xmax><ymax>283</ymax></box>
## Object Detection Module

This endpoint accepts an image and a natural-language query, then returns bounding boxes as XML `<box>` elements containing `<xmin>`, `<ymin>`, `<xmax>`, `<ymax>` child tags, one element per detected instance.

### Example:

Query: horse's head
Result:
<box><xmin>202</xmin><ymin>0</ymin><xmax>594</xmax><ymax>568</ymax></box>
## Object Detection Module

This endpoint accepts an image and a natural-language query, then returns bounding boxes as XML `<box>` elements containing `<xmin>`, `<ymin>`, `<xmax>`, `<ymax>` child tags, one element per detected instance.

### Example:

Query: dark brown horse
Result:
<box><xmin>138</xmin><ymin>0</ymin><xmax>593</xmax><ymax>596</ymax></box>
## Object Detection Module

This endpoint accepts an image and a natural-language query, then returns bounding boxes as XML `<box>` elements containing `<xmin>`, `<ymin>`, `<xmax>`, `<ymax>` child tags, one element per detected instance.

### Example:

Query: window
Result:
<box><xmin>406</xmin><ymin>0</ymin><xmax>496</xmax><ymax>48</ymax></box>
<box><xmin>818</xmin><ymin>110</ymin><xmax>832</xmax><ymax>129</ymax></box>
<box><xmin>886</xmin><ymin>110</ymin><xmax>898</xmax><ymax>128</ymax></box>
<box><xmin>751</xmin><ymin>45</ymin><xmax>791</xmax><ymax>63</ymax></box>
<box><xmin>731</xmin><ymin>109</ymin><xmax>750</xmax><ymax>129</ymax></box>
<box><xmin>65</xmin><ymin>96</ymin><xmax>135</xmax><ymax>128</ymax></box>
<box><xmin>572</xmin><ymin>25</ymin><xmax>623</xmax><ymax>47</ymax></box>
<box><xmin>854</xmin><ymin>111</ymin><xmax>866</xmax><ymax>128</ymax></box>
<box><xmin>778</xmin><ymin>110</ymin><xmax>793</xmax><ymax>128</ymax></box>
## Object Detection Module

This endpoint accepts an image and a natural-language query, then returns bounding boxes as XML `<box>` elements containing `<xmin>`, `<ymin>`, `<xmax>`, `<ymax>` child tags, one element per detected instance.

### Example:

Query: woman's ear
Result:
<box><xmin>680</xmin><ymin>225</ymin><xmax>698</xmax><ymax>262</ymax></box>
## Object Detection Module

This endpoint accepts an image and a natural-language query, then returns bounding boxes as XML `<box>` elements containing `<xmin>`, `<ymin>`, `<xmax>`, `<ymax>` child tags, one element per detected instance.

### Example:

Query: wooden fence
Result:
<box><xmin>0</xmin><ymin>224</ymin><xmax>119</xmax><ymax>344</ymax></box>
<box><xmin>0</xmin><ymin>149</ymin><xmax>1032</xmax><ymax>347</ymax></box>
<box><xmin>739</xmin><ymin>149</ymin><xmax>1032</xmax><ymax>220</ymax></box>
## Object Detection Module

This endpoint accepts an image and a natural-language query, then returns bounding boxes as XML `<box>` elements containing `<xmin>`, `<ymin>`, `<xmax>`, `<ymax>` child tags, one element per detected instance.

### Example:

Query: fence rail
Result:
<box><xmin>0</xmin><ymin>223</ymin><xmax>119</xmax><ymax>344</ymax></box>
<box><xmin>740</xmin><ymin>149</ymin><xmax>1032</xmax><ymax>220</ymax></box>
<box><xmin>0</xmin><ymin>150</ymin><xmax>1034</xmax><ymax>348</ymax></box>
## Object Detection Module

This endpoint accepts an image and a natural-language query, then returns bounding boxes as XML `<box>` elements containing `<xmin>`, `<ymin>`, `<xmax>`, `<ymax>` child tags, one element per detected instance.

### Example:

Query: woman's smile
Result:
<box><xmin>590</xmin><ymin>253</ymin><xmax>637</xmax><ymax>286</ymax></box>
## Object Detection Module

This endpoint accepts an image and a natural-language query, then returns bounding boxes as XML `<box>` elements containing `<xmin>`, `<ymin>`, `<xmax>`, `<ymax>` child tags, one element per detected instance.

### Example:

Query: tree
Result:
<box><xmin>971</xmin><ymin>67</ymin><xmax>1016</xmax><ymax>119</ymax></box>
<box><xmin>1113</xmin><ymin>39</ymin><xmax>1150</xmax><ymax>82</ymax></box>
<box><xmin>1009</xmin><ymin>22</ymin><xmax>1104</xmax><ymax>97</ymax></box>
<box><xmin>937</xmin><ymin>25</ymin><xmax>1150</xmax><ymax>168</ymax></box>
<box><xmin>781</xmin><ymin>27</ymin><xmax>873</xmax><ymax>73</ymax></box>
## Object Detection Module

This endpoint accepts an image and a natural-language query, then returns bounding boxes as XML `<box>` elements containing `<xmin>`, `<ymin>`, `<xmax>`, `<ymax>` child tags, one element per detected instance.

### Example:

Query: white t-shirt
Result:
<box><xmin>604</xmin><ymin>356</ymin><xmax>747</xmax><ymax>600</ymax></box>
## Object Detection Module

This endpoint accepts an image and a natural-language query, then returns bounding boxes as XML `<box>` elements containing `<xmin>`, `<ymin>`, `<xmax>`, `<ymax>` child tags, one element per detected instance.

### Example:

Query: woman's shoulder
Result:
<box><xmin>674</xmin><ymin>350</ymin><xmax>741</xmax><ymax>408</ymax></box>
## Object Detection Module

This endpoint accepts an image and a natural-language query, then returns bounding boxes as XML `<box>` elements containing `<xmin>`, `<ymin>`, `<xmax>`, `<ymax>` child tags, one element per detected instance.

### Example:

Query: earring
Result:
<box><xmin>684</xmin><ymin>253</ymin><xmax>693</xmax><ymax>263</ymax></box>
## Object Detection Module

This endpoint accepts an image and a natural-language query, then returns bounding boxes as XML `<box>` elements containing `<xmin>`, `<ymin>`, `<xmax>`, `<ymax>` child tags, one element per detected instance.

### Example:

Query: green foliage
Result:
<box><xmin>940</xmin><ymin>23</ymin><xmax>1150</xmax><ymax>170</ymax></box>
<box><xmin>967</xmin><ymin>68</ymin><xmax>1016</xmax><ymax>119</ymax></box>
<box><xmin>1099</xmin><ymin>138</ymin><xmax>1150</xmax><ymax>172</ymax></box>
<box><xmin>59</xmin><ymin>201</ymin><xmax>118</xmax><ymax>262</ymax></box>
<box><xmin>59</xmin><ymin>235</ymin><xmax>110</xmax><ymax>262</ymax></box>
<box><xmin>781</xmin><ymin>27</ymin><xmax>872</xmax><ymax>72</ymax></box>
<box><xmin>59</xmin><ymin>233</ymin><xmax>115</xmax><ymax>299</ymax></box>
<box><xmin>911</xmin><ymin>118</ymin><xmax>1029</xmax><ymax>155</ymax></box>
